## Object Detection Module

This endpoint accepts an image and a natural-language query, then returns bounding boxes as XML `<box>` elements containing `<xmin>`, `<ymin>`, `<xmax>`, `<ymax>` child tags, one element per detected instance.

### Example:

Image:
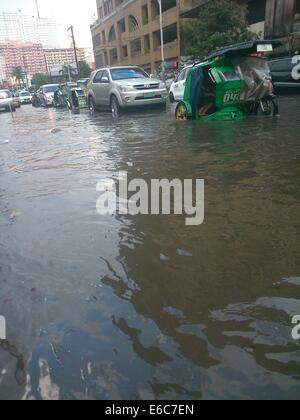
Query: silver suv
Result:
<box><xmin>87</xmin><ymin>66</ymin><xmax>168</xmax><ymax>115</ymax></box>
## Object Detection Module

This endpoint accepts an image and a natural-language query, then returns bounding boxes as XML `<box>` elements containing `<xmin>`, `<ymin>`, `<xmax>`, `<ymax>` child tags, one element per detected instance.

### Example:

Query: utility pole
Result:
<box><xmin>67</xmin><ymin>26</ymin><xmax>80</xmax><ymax>79</ymax></box>
<box><xmin>157</xmin><ymin>0</ymin><xmax>166</xmax><ymax>83</ymax></box>
<box><xmin>35</xmin><ymin>0</ymin><xmax>41</xmax><ymax>19</ymax></box>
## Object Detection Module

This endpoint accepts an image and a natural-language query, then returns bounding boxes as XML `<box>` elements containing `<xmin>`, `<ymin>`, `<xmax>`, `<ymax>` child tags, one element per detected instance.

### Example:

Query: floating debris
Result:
<box><xmin>160</xmin><ymin>254</ymin><xmax>170</xmax><ymax>262</ymax></box>
<box><xmin>177</xmin><ymin>249</ymin><xmax>193</xmax><ymax>257</ymax></box>
<box><xmin>9</xmin><ymin>211</ymin><xmax>21</xmax><ymax>221</ymax></box>
<box><xmin>50</xmin><ymin>128</ymin><xmax>61</xmax><ymax>134</ymax></box>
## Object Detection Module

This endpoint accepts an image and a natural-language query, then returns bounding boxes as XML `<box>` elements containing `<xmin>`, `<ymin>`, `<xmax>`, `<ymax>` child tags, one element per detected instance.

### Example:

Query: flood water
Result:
<box><xmin>0</xmin><ymin>98</ymin><xmax>300</xmax><ymax>400</ymax></box>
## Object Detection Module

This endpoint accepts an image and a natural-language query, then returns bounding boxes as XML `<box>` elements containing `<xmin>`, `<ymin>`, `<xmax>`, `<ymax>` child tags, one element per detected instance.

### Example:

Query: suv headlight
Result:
<box><xmin>119</xmin><ymin>85</ymin><xmax>135</xmax><ymax>92</ymax></box>
<box><xmin>159</xmin><ymin>82</ymin><xmax>166</xmax><ymax>89</ymax></box>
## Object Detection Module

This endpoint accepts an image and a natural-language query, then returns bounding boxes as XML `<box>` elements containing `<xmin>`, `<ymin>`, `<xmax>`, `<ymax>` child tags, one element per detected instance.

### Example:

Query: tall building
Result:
<box><xmin>91</xmin><ymin>0</ymin><xmax>300</xmax><ymax>73</ymax></box>
<box><xmin>91</xmin><ymin>0</ymin><xmax>179</xmax><ymax>74</ymax></box>
<box><xmin>35</xmin><ymin>17</ymin><xmax>62</xmax><ymax>49</ymax></box>
<box><xmin>0</xmin><ymin>53</ymin><xmax>7</xmax><ymax>84</ymax></box>
<box><xmin>0</xmin><ymin>10</ymin><xmax>62</xmax><ymax>48</ymax></box>
<box><xmin>44</xmin><ymin>48</ymin><xmax>86</xmax><ymax>70</ymax></box>
<box><xmin>0</xmin><ymin>42</ymin><xmax>47</xmax><ymax>80</ymax></box>
<box><xmin>0</xmin><ymin>11</ymin><xmax>23</xmax><ymax>42</ymax></box>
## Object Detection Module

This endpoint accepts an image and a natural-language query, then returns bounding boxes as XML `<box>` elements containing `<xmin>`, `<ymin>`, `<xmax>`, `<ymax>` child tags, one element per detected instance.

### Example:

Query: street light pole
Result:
<box><xmin>67</xmin><ymin>25</ymin><xmax>80</xmax><ymax>79</ymax></box>
<box><xmin>157</xmin><ymin>0</ymin><xmax>166</xmax><ymax>82</ymax></box>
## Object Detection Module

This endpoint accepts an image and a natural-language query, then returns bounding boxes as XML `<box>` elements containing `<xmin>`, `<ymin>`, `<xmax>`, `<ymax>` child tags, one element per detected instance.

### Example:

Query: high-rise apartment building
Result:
<box><xmin>44</xmin><ymin>48</ymin><xmax>87</xmax><ymax>70</ymax></box>
<box><xmin>0</xmin><ymin>41</ymin><xmax>47</xmax><ymax>79</ymax></box>
<box><xmin>0</xmin><ymin>10</ymin><xmax>62</xmax><ymax>48</ymax></box>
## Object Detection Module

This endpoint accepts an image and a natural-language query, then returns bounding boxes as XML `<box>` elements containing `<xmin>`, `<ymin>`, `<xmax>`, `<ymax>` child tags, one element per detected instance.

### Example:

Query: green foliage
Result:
<box><xmin>59</xmin><ymin>65</ymin><xmax>77</xmax><ymax>82</ymax></box>
<box><xmin>79</xmin><ymin>61</ymin><xmax>92</xmax><ymax>78</ymax></box>
<box><xmin>31</xmin><ymin>73</ymin><xmax>51</xmax><ymax>90</ymax></box>
<box><xmin>181</xmin><ymin>0</ymin><xmax>260</xmax><ymax>59</ymax></box>
<box><xmin>12</xmin><ymin>67</ymin><xmax>24</xmax><ymax>82</ymax></box>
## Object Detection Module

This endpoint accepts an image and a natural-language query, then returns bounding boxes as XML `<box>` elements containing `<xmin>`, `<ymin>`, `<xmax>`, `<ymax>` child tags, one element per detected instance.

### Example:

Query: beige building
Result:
<box><xmin>91</xmin><ymin>0</ymin><xmax>300</xmax><ymax>74</ymax></box>
<box><xmin>44</xmin><ymin>48</ymin><xmax>86</xmax><ymax>70</ymax></box>
<box><xmin>91</xmin><ymin>0</ymin><xmax>179</xmax><ymax>74</ymax></box>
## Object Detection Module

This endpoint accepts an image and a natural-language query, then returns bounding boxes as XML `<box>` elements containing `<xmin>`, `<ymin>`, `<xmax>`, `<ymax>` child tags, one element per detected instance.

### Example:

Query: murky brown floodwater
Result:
<box><xmin>0</xmin><ymin>98</ymin><xmax>300</xmax><ymax>400</ymax></box>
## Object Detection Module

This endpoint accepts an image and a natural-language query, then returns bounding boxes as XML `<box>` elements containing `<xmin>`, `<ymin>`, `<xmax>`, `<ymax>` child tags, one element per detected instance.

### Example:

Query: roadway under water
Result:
<box><xmin>0</xmin><ymin>98</ymin><xmax>300</xmax><ymax>400</ymax></box>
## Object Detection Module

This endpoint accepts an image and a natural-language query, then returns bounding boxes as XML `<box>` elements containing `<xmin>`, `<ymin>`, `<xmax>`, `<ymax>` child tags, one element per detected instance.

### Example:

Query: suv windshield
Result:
<box><xmin>44</xmin><ymin>86</ymin><xmax>59</xmax><ymax>93</ymax></box>
<box><xmin>20</xmin><ymin>92</ymin><xmax>31</xmax><ymax>97</ymax></box>
<box><xmin>0</xmin><ymin>91</ymin><xmax>11</xmax><ymax>99</ymax></box>
<box><xmin>110</xmin><ymin>68</ymin><xmax>148</xmax><ymax>81</ymax></box>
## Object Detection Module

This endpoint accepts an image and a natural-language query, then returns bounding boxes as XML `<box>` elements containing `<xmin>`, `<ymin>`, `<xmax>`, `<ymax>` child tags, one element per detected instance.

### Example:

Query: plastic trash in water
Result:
<box><xmin>177</xmin><ymin>249</ymin><xmax>193</xmax><ymax>257</ymax></box>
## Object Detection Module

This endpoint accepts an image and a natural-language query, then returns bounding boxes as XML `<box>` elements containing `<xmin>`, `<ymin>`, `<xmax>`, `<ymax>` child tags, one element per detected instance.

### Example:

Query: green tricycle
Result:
<box><xmin>53</xmin><ymin>83</ymin><xmax>88</xmax><ymax>110</ymax></box>
<box><xmin>175</xmin><ymin>41</ymin><xmax>280</xmax><ymax>122</ymax></box>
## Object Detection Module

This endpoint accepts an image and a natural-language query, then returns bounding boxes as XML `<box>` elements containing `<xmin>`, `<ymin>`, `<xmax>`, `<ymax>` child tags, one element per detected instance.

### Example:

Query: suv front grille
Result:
<box><xmin>134</xmin><ymin>84</ymin><xmax>160</xmax><ymax>90</ymax></box>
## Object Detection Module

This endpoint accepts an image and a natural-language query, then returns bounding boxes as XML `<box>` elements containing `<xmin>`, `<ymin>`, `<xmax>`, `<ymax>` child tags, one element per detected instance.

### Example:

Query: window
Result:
<box><xmin>110</xmin><ymin>48</ymin><xmax>118</xmax><ymax>63</ymax></box>
<box><xmin>128</xmin><ymin>15</ymin><xmax>139</xmax><ymax>32</ymax></box>
<box><xmin>178</xmin><ymin>68</ymin><xmax>188</xmax><ymax>81</ymax></box>
<box><xmin>101</xmin><ymin>70</ymin><xmax>110</xmax><ymax>81</ymax></box>
<box><xmin>130</xmin><ymin>38</ymin><xmax>142</xmax><ymax>57</ymax></box>
<box><xmin>110</xmin><ymin>68</ymin><xmax>148</xmax><ymax>81</ymax></box>
<box><xmin>93</xmin><ymin>33</ymin><xmax>101</xmax><ymax>48</ymax></box>
<box><xmin>270</xmin><ymin>59</ymin><xmax>293</xmax><ymax>72</ymax></box>
<box><xmin>122</xmin><ymin>45</ymin><xmax>128</xmax><ymax>59</ymax></box>
<box><xmin>118</xmin><ymin>18</ymin><xmax>126</xmax><ymax>34</ymax></box>
<box><xmin>0</xmin><ymin>90</ymin><xmax>11</xmax><ymax>99</ymax></box>
<box><xmin>93</xmin><ymin>70</ymin><xmax>103</xmax><ymax>83</ymax></box>
<box><xmin>142</xmin><ymin>5</ymin><xmax>149</xmax><ymax>25</ymax></box>
<box><xmin>108</xmin><ymin>25</ymin><xmax>116</xmax><ymax>43</ymax></box>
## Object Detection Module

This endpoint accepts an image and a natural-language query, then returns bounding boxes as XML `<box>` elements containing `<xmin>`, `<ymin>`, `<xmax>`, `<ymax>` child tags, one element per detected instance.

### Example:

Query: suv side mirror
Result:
<box><xmin>101</xmin><ymin>76</ymin><xmax>109</xmax><ymax>83</ymax></box>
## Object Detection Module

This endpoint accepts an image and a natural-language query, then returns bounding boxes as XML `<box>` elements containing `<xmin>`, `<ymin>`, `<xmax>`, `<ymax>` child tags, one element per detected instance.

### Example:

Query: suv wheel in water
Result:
<box><xmin>111</xmin><ymin>95</ymin><xmax>120</xmax><ymax>118</ymax></box>
<box><xmin>89</xmin><ymin>97</ymin><xmax>96</xmax><ymax>115</ymax></box>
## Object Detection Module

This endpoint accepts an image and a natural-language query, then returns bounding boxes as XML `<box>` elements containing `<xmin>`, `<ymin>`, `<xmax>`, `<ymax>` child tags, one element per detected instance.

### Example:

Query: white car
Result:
<box><xmin>19</xmin><ymin>91</ymin><xmax>33</xmax><ymax>104</ymax></box>
<box><xmin>169</xmin><ymin>66</ymin><xmax>193</xmax><ymax>102</ymax></box>
<box><xmin>0</xmin><ymin>90</ymin><xmax>16</xmax><ymax>112</ymax></box>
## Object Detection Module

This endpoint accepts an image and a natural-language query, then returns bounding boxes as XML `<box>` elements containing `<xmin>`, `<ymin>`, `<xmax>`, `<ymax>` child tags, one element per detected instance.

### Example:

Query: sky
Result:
<box><xmin>1</xmin><ymin>0</ymin><xmax>97</xmax><ymax>48</ymax></box>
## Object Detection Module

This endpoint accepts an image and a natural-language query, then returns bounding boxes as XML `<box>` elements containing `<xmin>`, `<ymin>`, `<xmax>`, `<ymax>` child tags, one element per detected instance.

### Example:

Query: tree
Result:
<box><xmin>31</xmin><ymin>73</ymin><xmax>51</xmax><ymax>90</ymax></box>
<box><xmin>59</xmin><ymin>65</ymin><xmax>77</xmax><ymax>82</ymax></box>
<box><xmin>79</xmin><ymin>60</ymin><xmax>92</xmax><ymax>78</ymax></box>
<box><xmin>12</xmin><ymin>67</ymin><xmax>24</xmax><ymax>85</ymax></box>
<box><xmin>181</xmin><ymin>0</ymin><xmax>260</xmax><ymax>59</ymax></box>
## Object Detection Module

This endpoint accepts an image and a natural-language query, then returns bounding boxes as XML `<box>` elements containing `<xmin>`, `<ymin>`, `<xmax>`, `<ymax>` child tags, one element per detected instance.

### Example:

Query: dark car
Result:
<box><xmin>269</xmin><ymin>57</ymin><xmax>300</xmax><ymax>91</ymax></box>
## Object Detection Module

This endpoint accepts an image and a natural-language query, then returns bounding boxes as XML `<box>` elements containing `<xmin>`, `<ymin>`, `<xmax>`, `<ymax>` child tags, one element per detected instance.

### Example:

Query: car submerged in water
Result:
<box><xmin>0</xmin><ymin>90</ymin><xmax>18</xmax><ymax>112</ymax></box>
<box><xmin>32</xmin><ymin>84</ymin><xmax>60</xmax><ymax>108</ymax></box>
<box><xmin>87</xmin><ymin>66</ymin><xmax>168</xmax><ymax>116</ymax></box>
<box><xmin>19</xmin><ymin>91</ymin><xmax>33</xmax><ymax>105</ymax></box>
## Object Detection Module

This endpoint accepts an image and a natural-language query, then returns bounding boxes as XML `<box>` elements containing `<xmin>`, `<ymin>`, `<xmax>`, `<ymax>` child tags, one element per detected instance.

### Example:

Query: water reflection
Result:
<box><xmin>0</xmin><ymin>101</ymin><xmax>300</xmax><ymax>400</ymax></box>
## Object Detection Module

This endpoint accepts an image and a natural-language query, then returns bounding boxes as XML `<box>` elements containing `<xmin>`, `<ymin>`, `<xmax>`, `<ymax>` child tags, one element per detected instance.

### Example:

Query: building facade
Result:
<box><xmin>0</xmin><ymin>11</ymin><xmax>62</xmax><ymax>48</ymax></box>
<box><xmin>44</xmin><ymin>48</ymin><xmax>86</xmax><ymax>70</ymax></box>
<box><xmin>91</xmin><ymin>0</ymin><xmax>300</xmax><ymax>73</ymax></box>
<box><xmin>91</xmin><ymin>0</ymin><xmax>179</xmax><ymax>74</ymax></box>
<box><xmin>0</xmin><ymin>42</ymin><xmax>46</xmax><ymax>80</ymax></box>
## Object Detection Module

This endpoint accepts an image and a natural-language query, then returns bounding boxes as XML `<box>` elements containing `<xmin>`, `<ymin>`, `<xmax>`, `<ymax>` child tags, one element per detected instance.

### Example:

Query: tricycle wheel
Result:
<box><xmin>256</xmin><ymin>97</ymin><xmax>279</xmax><ymax>116</ymax></box>
<box><xmin>175</xmin><ymin>102</ymin><xmax>190</xmax><ymax>121</ymax></box>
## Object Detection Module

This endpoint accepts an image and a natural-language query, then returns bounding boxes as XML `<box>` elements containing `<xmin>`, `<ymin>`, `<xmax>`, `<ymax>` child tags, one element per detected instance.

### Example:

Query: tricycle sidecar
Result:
<box><xmin>175</xmin><ymin>40</ymin><xmax>280</xmax><ymax>122</ymax></box>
